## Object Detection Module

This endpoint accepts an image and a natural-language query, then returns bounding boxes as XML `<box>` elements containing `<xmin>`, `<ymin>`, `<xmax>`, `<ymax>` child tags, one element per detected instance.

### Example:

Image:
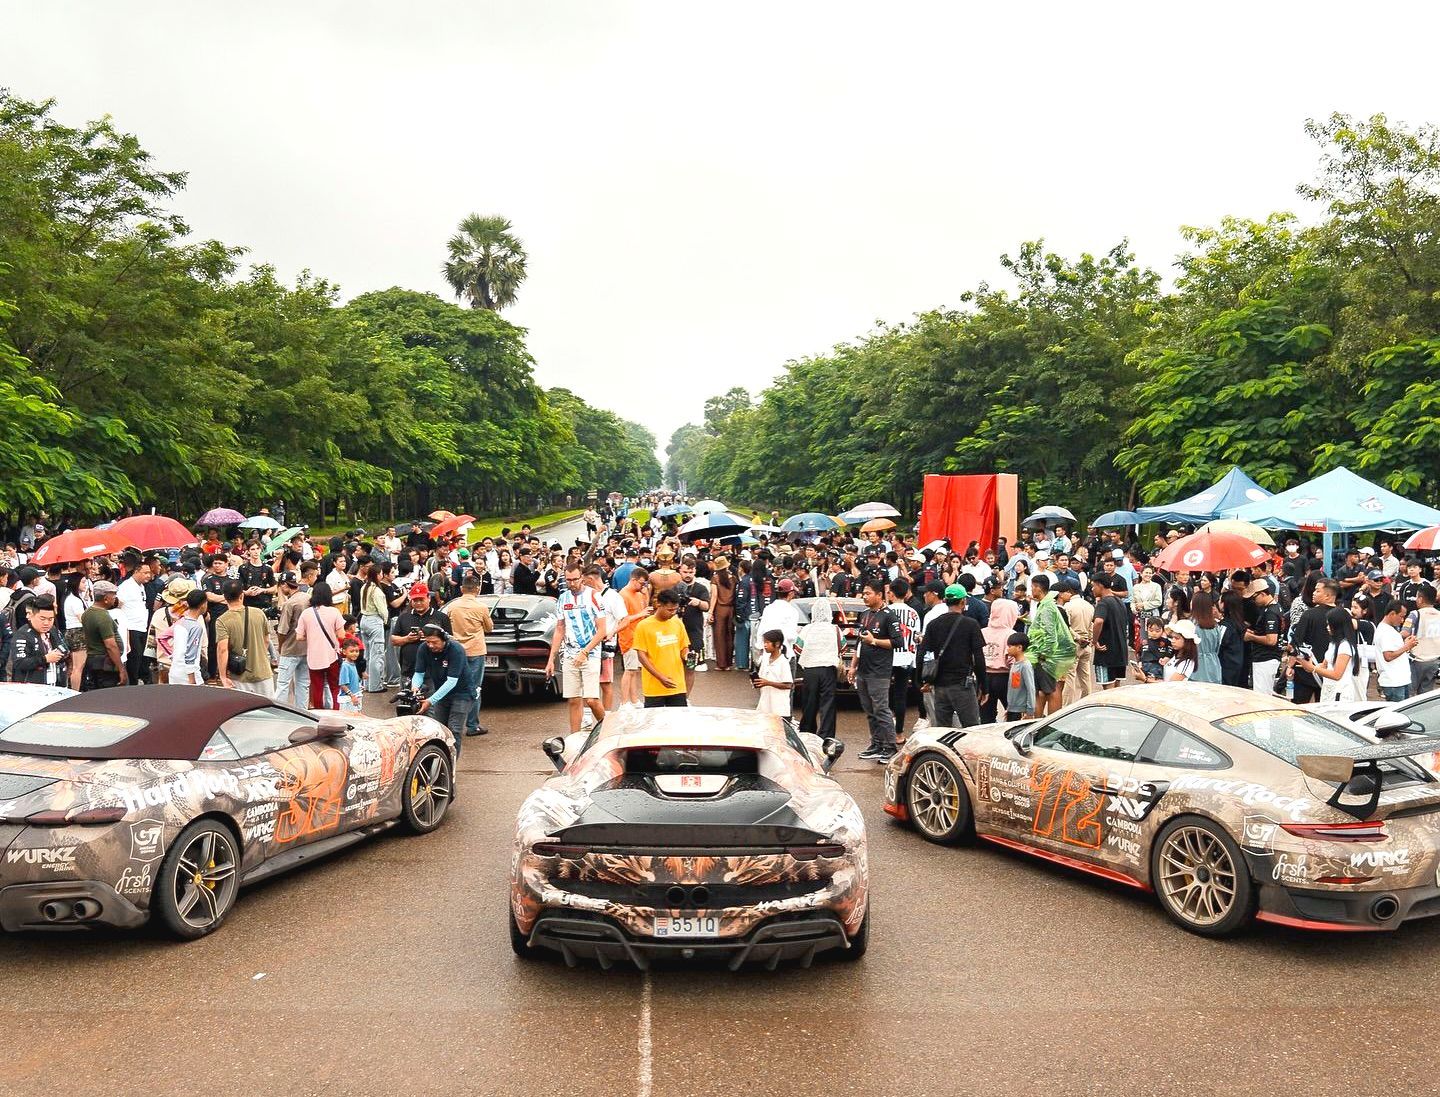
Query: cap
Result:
<box><xmin>277</xmin><ymin>570</ymin><xmax>298</xmax><ymax>587</ymax></box>
<box><xmin>1112</xmin><ymin>548</ymin><xmax>1125</xmax><ymax>559</ymax></box>
<box><xmin>943</xmin><ymin>583</ymin><xmax>967</xmax><ymax>601</ymax></box>
<box><xmin>16</xmin><ymin>566</ymin><xmax>38</xmax><ymax>583</ymax></box>
<box><xmin>91</xmin><ymin>580</ymin><xmax>119</xmax><ymax>598</ymax></box>
<box><xmin>457</xmin><ymin>549</ymin><xmax>470</xmax><ymax>559</ymax></box>
<box><xmin>909</xmin><ymin>552</ymin><xmax>925</xmax><ymax>563</ymax></box>
<box><xmin>409</xmin><ymin>582</ymin><xmax>430</xmax><ymax>598</ymax></box>
<box><xmin>1245</xmin><ymin>579</ymin><xmax>1271</xmax><ymax>597</ymax></box>
<box><xmin>1367</xmin><ymin>568</ymin><xmax>1385</xmax><ymax>581</ymax></box>
<box><xmin>776</xmin><ymin>578</ymin><xmax>796</xmax><ymax>593</ymax></box>
<box><xmin>1168</xmin><ymin>619</ymin><xmax>1197</xmax><ymax>641</ymax></box>
<box><xmin>924</xmin><ymin>579</ymin><xmax>947</xmax><ymax>596</ymax></box>
<box><xmin>1358</xmin><ymin>546</ymin><xmax>1375</xmax><ymax>556</ymax></box>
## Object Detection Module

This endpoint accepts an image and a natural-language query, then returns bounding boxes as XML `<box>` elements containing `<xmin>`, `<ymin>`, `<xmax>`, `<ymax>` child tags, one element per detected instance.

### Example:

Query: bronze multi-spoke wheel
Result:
<box><xmin>904</xmin><ymin>753</ymin><xmax>971</xmax><ymax>844</ymax></box>
<box><xmin>1151</xmin><ymin>817</ymin><xmax>1255</xmax><ymax>937</ymax></box>
<box><xmin>154</xmin><ymin>820</ymin><xmax>240</xmax><ymax>939</ymax></box>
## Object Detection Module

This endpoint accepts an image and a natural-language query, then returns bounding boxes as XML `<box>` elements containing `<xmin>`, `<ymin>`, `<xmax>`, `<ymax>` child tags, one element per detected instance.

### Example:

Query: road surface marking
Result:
<box><xmin>637</xmin><ymin>971</ymin><xmax>653</xmax><ymax>1097</ymax></box>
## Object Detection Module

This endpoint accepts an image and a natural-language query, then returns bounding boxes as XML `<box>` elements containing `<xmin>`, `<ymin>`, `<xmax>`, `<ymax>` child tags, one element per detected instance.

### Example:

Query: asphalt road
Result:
<box><xmin>5</xmin><ymin>529</ymin><xmax>1440</xmax><ymax>1095</ymax></box>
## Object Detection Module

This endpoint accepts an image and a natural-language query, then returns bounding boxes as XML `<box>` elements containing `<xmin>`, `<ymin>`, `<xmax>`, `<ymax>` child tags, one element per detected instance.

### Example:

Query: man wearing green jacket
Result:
<box><xmin>1027</xmin><ymin>573</ymin><xmax>1076</xmax><ymax>716</ymax></box>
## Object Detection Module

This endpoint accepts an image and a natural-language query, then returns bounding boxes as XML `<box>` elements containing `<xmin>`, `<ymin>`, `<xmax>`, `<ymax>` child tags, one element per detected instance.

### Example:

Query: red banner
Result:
<box><xmin>918</xmin><ymin>474</ymin><xmax>999</xmax><ymax>553</ymax></box>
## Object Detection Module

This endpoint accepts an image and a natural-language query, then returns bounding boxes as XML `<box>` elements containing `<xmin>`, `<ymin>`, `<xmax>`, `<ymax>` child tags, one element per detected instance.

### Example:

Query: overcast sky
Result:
<box><xmin>3</xmin><ymin>1</ymin><xmax>1437</xmax><ymax>459</ymax></box>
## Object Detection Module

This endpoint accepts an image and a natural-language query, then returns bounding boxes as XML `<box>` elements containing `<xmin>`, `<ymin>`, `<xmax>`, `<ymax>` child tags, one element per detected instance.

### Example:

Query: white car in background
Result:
<box><xmin>1316</xmin><ymin>690</ymin><xmax>1440</xmax><ymax>774</ymax></box>
<box><xmin>0</xmin><ymin>684</ymin><xmax>76</xmax><ymax>730</ymax></box>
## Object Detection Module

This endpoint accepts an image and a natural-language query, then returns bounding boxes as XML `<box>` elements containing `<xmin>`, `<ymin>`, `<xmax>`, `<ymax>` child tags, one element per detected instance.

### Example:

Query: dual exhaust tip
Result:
<box><xmin>665</xmin><ymin>885</ymin><xmax>710</xmax><ymax>908</ymax></box>
<box><xmin>41</xmin><ymin>899</ymin><xmax>101</xmax><ymax>923</ymax></box>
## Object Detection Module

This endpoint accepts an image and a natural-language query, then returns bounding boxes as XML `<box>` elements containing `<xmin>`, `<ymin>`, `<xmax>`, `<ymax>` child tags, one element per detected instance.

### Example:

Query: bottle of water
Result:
<box><xmin>1286</xmin><ymin>675</ymin><xmax>1295</xmax><ymax>701</ymax></box>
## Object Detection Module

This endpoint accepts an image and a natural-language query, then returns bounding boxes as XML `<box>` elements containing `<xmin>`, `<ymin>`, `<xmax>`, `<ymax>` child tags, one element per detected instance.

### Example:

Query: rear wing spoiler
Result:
<box><xmin>546</xmin><ymin>821</ymin><xmax>829</xmax><ymax>850</ymax></box>
<box><xmin>1298</xmin><ymin>738</ymin><xmax>1440</xmax><ymax>819</ymax></box>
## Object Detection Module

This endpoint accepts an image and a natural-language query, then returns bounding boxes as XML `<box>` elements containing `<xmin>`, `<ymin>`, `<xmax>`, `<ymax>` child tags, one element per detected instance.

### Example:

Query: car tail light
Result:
<box><xmin>1280</xmin><ymin>821</ymin><xmax>1388</xmax><ymax>842</ymax></box>
<box><xmin>786</xmin><ymin>843</ymin><xmax>845</xmax><ymax>861</ymax></box>
<box><xmin>21</xmin><ymin>806</ymin><xmax>126</xmax><ymax>826</ymax></box>
<box><xmin>533</xmin><ymin>841</ymin><xmax>588</xmax><ymax>859</ymax></box>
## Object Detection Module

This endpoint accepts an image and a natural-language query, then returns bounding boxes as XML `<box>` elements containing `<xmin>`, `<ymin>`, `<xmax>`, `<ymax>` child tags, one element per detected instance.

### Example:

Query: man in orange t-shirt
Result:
<box><xmin>618</xmin><ymin>566</ymin><xmax>652</xmax><ymax>707</ymax></box>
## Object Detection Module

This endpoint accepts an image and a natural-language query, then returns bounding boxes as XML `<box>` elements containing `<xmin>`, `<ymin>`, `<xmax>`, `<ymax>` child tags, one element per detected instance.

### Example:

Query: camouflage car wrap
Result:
<box><xmin>511</xmin><ymin>706</ymin><xmax>867</xmax><ymax>968</ymax></box>
<box><xmin>883</xmin><ymin>682</ymin><xmax>1440</xmax><ymax>935</ymax></box>
<box><xmin>0</xmin><ymin>699</ymin><xmax>454</xmax><ymax>935</ymax></box>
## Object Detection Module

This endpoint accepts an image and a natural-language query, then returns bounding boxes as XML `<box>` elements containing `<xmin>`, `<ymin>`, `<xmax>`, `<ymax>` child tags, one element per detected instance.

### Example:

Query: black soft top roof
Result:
<box><xmin>0</xmin><ymin>685</ymin><xmax>302</xmax><ymax>761</ymax></box>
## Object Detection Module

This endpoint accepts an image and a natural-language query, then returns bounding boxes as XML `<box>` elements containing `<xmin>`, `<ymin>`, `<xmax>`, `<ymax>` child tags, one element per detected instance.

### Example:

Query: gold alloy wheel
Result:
<box><xmin>1157</xmin><ymin>825</ymin><xmax>1238</xmax><ymax>927</ymax></box>
<box><xmin>173</xmin><ymin>828</ymin><xmax>239</xmax><ymax>930</ymax></box>
<box><xmin>908</xmin><ymin>758</ymin><xmax>961</xmax><ymax>838</ymax></box>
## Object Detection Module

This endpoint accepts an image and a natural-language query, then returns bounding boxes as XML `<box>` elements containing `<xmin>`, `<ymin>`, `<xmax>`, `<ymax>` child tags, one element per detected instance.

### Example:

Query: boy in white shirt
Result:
<box><xmin>1376</xmin><ymin>602</ymin><xmax>1419</xmax><ymax>702</ymax></box>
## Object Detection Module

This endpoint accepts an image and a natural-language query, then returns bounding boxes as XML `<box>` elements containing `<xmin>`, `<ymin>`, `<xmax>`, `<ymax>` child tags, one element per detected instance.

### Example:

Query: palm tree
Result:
<box><xmin>442</xmin><ymin>214</ymin><xmax>528</xmax><ymax>311</ymax></box>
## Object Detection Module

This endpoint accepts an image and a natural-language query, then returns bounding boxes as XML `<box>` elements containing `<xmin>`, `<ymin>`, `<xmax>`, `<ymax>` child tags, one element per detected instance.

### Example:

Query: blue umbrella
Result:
<box><xmin>1089</xmin><ymin>510</ymin><xmax>1143</xmax><ymax>528</ymax></box>
<box><xmin>239</xmin><ymin>514</ymin><xmax>282</xmax><ymax>530</ymax></box>
<box><xmin>656</xmin><ymin>504</ymin><xmax>694</xmax><ymax>518</ymax></box>
<box><xmin>678</xmin><ymin>511</ymin><xmax>751</xmax><ymax>542</ymax></box>
<box><xmin>782</xmin><ymin>512</ymin><xmax>841</xmax><ymax>533</ymax></box>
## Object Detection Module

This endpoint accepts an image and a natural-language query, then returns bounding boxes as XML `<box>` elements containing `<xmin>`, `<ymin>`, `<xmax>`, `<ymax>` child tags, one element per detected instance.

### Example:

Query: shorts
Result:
<box><xmin>1033</xmin><ymin>665</ymin><xmax>1057</xmax><ymax>695</ymax></box>
<box><xmin>599</xmin><ymin>655</ymin><xmax>614</xmax><ymax>685</ymax></box>
<box><xmin>561</xmin><ymin>653</ymin><xmax>601</xmax><ymax>699</ymax></box>
<box><xmin>65</xmin><ymin>628</ymin><xmax>85</xmax><ymax>654</ymax></box>
<box><xmin>643</xmin><ymin>694</ymin><xmax>688</xmax><ymax>708</ymax></box>
<box><xmin>1096</xmin><ymin>664</ymin><xmax>1125</xmax><ymax>685</ymax></box>
<box><xmin>623</xmin><ymin>649</ymin><xmax>640</xmax><ymax>671</ymax></box>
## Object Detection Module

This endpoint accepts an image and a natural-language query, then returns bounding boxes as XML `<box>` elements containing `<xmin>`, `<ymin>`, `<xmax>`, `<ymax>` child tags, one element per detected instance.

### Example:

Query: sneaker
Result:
<box><xmin>857</xmin><ymin>747</ymin><xmax>883</xmax><ymax>761</ymax></box>
<box><xmin>911</xmin><ymin>718</ymin><xmax>930</xmax><ymax>732</ymax></box>
<box><xmin>875</xmin><ymin>751</ymin><xmax>897</xmax><ymax>764</ymax></box>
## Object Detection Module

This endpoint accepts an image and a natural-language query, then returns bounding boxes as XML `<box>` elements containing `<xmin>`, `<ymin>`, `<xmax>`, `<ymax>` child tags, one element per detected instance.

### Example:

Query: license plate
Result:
<box><xmin>484</xmin><ymin>655</ymin><xmax>499</xmax><ymax>668</ymax></box>
<box><xmin>652</xmin><ymin>915</ymin><xmax>721</xmax><ymax>938</ymax></box>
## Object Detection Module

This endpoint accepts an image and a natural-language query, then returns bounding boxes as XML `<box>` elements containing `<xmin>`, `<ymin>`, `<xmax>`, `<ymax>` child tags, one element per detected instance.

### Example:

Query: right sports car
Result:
<box><xmin>883</xmin><ymin>683</ymin><xmax>1440</xmax><ymax>935</ymax></box>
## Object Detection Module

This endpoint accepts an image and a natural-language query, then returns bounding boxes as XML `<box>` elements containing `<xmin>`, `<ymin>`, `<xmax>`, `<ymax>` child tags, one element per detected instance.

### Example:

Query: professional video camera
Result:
<box><xmin>392</xmin><ymin>686</ymin><xmax>424</xmax><ymax>718</ymax></box>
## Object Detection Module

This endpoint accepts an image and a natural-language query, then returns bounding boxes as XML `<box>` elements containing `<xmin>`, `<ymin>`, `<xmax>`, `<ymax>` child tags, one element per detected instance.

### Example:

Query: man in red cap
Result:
<box><xmin>390</xmin><ymin>582</ymin><xmax>451</xmax><ymax>686</ymax></box>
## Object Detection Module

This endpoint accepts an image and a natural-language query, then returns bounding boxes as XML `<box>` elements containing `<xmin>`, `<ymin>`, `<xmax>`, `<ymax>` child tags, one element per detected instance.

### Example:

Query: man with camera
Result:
<box><xmin>411</xmin><ymin>623</ymin><xmax>475</xmax><ymax>756</ymax></box>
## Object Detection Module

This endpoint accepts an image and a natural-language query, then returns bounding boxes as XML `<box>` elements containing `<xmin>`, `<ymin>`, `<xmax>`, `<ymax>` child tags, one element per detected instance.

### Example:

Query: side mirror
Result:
<box><xmin>1371</xmin><ymin>709</ymin><xmax>1418</xmax><ymax>738</ymax></box>
<box><xmin>316</xmin><ymin>715</ymin><xmax>349</xmax><ymax>740</ymax></box>
<box><xmin>289</xmin><ymin>727</ymin><xmax>318</xmax><ymax>746</ymax></box>
<box><xmin>542</xmin><ymin>736</ymin><xmax>567</xmax><ymax>772</ymax></box>
<box><xmin>821</xmin><ymin>738</ymin><xmax>844</xmax><ymax>772</ymax></box>
<box><xmin>1012</xmin><ymin>728</ymin><xmax>1035</xmax><ymax>757</ymax></box>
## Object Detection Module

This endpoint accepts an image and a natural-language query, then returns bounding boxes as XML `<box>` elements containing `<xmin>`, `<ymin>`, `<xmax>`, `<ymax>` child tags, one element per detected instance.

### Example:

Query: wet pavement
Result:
<box><xmin>4</xmin><ymin>558</ymin><xmax>1440</xmax><ymax>1094</ymax></box>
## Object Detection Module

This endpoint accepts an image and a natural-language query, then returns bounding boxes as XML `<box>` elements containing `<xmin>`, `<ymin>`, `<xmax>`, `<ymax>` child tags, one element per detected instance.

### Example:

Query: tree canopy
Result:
<box><xmin>679</xmin><ymin>112</ymin><xmax>1440</xmax><ymax>517</ymax></box>
<box><xmin>0</xmin><ymin>92</ymin><xmax>652</xmax><ymax>523</ymax></box>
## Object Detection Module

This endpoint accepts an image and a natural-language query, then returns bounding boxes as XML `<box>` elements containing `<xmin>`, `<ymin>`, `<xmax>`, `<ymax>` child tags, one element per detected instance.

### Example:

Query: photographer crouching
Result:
<box><xmin>410</xmin><ymin>623</ymin><xmax>474</xmax><ymax>756</ymax></box>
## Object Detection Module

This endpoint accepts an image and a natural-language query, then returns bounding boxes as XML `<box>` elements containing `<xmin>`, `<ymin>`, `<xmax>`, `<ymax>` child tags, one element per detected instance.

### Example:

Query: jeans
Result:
<box><xmin>799</xmin><ymin>665</ymin><xmax>837</xmax><ymax>739</ymax></box>
<box><xmin>933</xmin><ymin>680</ymin><xmax>981</xmax><ymax>728</ymax></box>
<box><xmin>735</xmin><ymin>618</ymin><xmax>755</xmax><ymax>672</ymax></box>
<box><xmin>889</xmin><ymin>666</ymin><xmax>912</xmax><ymax>736</ymax></box>
<box><xmin>432</xmin><ymin>689</ymin><xmax>474</xmax><ymax>757</ymax></box>
<box><xmin>981</xmin><ymin>671</ymin><xmax>1008</xmax><ymax>724</ymax></box>
<box><xmin>359</xmin><ymin>615</ymin><xmax>388</xmax><ymax>691</ymax></box>
<box><xmin>1412</xmin><ymin>658</ymin><xmax>1439</xmax><ymax>697</ymax></box>
<box><xmin>383</xmin><ymin>627</ymin><xmax>402</xmax><ymax>687</ymax></box>
<box><xmin>857</xmin><ymin>675</ymin><xmax>896</xmax><ymax>752</ymax></box>
<box><xmin>276</xmin><ymin>655</ymin><xmax>310</xmax><ymax>708</ymax></box>
<box><xmin>1381</xmin><ymin>684</ymin><xmax>1411</xmax><ymax>702</ymax></box>
<box><xmin>465</xmin><ymin>655</ymin><xmax>486</xmax><ymax>733</ymax></box>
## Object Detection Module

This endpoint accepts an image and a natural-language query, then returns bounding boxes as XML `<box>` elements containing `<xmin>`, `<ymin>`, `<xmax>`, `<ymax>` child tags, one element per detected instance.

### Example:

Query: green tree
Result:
<box><xmin>442</xmin><ymin>214</ymin><xmax>527</xmax><ymax>311</ymax></box>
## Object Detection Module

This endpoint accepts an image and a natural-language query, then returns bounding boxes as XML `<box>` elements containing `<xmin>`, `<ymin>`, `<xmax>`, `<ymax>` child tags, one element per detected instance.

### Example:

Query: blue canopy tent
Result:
<box><xmin>1135</xmin><ymin>466</ymin><xmax>1274</xmax><ymax>525</ymax></box>
<box><xmin>1226</xmin><ymin>466</ymin><xmax>1440</xmax><ymax>575</ymax></box>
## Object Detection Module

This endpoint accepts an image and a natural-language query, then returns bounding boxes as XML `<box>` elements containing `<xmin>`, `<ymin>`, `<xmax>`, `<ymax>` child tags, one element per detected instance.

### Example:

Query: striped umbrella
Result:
<box><xmin>678</xmin><ymin>511</ymin><xmax>751</xmax><ymax>542</ymax></box>
<box><xmin>1404</xmin><ymin>525</ymin><xmax>1440</xmax><ymax>552</ymax></box>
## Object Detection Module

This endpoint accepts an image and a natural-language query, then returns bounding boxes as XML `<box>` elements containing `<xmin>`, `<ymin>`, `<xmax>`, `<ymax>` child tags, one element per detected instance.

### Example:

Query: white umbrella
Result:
<box><xmin>838</xmin><ymin>501</ymin><xmax>901</xmax><ymax>523</ymax></box>
<box><xmin>1022</xmin><ymin>505</ymin><xmax>1076</xmax><ymax>527</ymax></box>
<box><xmin>692</xmin><ymin>499</ymin><xmax>729</xmax><ymax>515</ymax></box>
<box><xmin>239</xmin><ymin>514</ymin><xmax>282</xmax><ymax>530</ymax></box>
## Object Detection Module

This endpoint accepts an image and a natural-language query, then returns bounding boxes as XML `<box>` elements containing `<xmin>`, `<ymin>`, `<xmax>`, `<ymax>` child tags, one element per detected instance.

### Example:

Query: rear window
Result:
<box><xmin>0</xmin><ymin>711</ymin><xmax>147</xmax><ymax>750</ymax></box>
<box><xmin>623</xmin><ymin>747</ymin><xmax>759</xmax><ymax>776</ymax></box>
<box><xmin>1213</xmin><ymin>710</ymin><xmax>1370</xmax><ymax>765</ymax></box>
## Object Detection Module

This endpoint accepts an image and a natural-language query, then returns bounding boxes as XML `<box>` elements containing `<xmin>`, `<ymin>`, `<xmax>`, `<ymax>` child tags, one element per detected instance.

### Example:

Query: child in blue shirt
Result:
<box><xmin>338</xmin><ymin>637</ymin><xmax>363</xmax><ymax>714</ymax></box>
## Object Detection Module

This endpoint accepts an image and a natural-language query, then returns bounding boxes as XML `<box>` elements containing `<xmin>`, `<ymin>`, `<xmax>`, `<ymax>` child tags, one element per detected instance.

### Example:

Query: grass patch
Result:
<box><xmin>303</xmin><ymin>507</ymin><xmax>586</xmax><ymax>543</ymax></box>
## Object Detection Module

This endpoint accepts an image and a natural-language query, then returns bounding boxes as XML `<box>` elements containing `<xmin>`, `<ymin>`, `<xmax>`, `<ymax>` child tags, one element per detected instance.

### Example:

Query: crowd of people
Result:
<box><xmin>5</xmin><ymin>499</ymin><xmax>1438</xmax><ymax>770</ymax></box>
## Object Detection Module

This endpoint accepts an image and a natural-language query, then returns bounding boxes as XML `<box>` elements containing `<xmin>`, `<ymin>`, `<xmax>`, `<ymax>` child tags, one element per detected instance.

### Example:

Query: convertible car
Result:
<box><xmin>0</xmin><ymin>686</ymin><xmax>455</xmax><ymax>939</ymax></box>
<box><xmin>883</xmin><ymin>683</ymin><xmax>1440</xmax><ymax>936</ymax></box>
<box><xmin>509</xmin><ymin>707</ymin><xmax>867</xmax><ymax>969</ymax></box>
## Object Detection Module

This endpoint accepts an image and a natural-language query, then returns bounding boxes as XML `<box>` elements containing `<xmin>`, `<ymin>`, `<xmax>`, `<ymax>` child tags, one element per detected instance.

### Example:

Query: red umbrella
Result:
<box><xmin>30</xmin><ymin>527</ymin><xmax>129</xmax><ymax>567</ymax></box>
<box><xmin>428</xmin><ymin>514</ymin><xmax>476</xmax><ymax>541</ymax></box>
<box><xmin>1404</xmin><ymin>526</ymin><xmax>1440</xmax><ymax>552</ymax></box>
<box><xmin>108</xmin><ymin>514</ymin><xmax>200</xmax><ymax>551</ymax></box>
<box><xmin>1153</xmin><ymin>530</ymin><xmax>1270</xmax><ymax>573</ymax></box>
<box><xmin>429</xmin><ymin>509</ymin><xmax>457</xmax><ymax>521</ymax></box>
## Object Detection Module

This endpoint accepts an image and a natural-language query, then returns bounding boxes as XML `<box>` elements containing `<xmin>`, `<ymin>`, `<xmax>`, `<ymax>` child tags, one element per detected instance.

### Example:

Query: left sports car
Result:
<box><xmin>0</xmin><ymin>685</ymin><xmax>456</xmax><ymax>938</ymax></box>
